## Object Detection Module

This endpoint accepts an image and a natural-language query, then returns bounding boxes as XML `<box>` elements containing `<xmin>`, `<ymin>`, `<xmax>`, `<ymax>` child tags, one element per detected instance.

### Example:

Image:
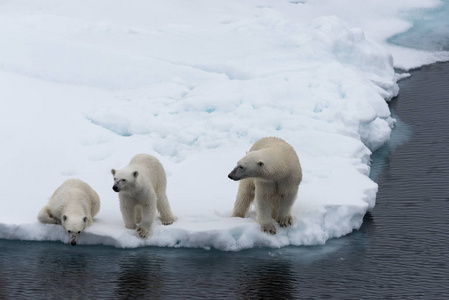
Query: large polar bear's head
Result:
<box><xmin>61</xmin><ymin>215</ymin><xmax>88</xmax><ymax>246</ymax></box>
<box><xmin>228</xmin><ymin>150</ymin><xmax>273</xmax><ymax>181</ymax></box>
<box><xmin>111</xmin><ymin>167</ymin><xmax>139</xmax><ymax>192</ymax></box>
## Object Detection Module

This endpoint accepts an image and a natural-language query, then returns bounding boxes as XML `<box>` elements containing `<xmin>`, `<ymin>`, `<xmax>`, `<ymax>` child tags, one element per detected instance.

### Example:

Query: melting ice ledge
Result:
<box><xmin>1</xmin><ymin>0</ymin><xmax>446</xmax><ymax>251</ymax></box>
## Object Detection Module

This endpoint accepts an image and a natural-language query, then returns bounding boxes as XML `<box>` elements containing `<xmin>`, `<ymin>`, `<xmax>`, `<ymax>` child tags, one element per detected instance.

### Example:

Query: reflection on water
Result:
<box><xmin>238</xmin><ymin>257</ymin><xmax>295</xmax><ymax>299</ymax></box>
<box><xmin>1</xmin><ymin>64</ymin><xmax>449</xmax><ymax>299</ymax></box>
<box><xmin>0</xmin><ymin>230</ymin><xmax>365</xmax><ymax>299</ymax></box>
<box><xmin>115</xmin><ymin>252</ymin><xmax>165</xmax><ymax>299</ymax></box>
<box><xmin>369</xmin><ymin>110</ymin><xmax>412</xmax><ymax>181</ymax></box>
<box><xmin>0</xmin><ymin>220</ymin><xmax>371</xmax><ymax>299</ymax></box>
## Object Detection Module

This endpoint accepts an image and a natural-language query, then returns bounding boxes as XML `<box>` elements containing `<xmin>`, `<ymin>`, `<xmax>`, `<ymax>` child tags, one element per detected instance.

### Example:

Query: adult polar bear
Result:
<box><xmin>111</xmin><ymin>154</ymin><xmax>176</xmax><ymax>238</ymax></box>
<box><xmin>37</xmin><ymin>179</ymin><xmax>101</xmax><ymax>246</ymax></box>
<box><xmin>228</xmin><ymin>137</ymin><xmax>302</xmax><ymax>234</ymax></box>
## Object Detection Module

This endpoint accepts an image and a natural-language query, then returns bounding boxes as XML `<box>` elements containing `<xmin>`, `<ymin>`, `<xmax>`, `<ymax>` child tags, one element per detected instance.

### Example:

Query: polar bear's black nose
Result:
<box><xmin>228</xmin><ymin>167</ymin><xmax>240</xmax><ymax>181</ymax></box>
<box><xmin>228</xmin><ymin>172</ymin><xmax>239</xmax><ymax>181</ymax></box>
<box><xmin>113</xmin><ymin>185</ymin><xmax>120</xmax><ymax>192</ymax></box>
<box><xmin>71</xmin><ymin>240</ymin><xmax>77</xmax><ymax>246</ymax></box>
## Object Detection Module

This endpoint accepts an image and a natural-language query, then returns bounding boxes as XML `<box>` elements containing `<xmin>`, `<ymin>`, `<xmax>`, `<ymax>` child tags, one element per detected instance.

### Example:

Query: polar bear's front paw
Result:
<box><xmin>160</xmin><ymin>216</ymin><xmax>176</xmax><ymax>226</ymax></box>
<box><xmin>136</xmin><ymin>226</ymin><xmax>150</xmax><ymax>239</ymax></box>
<box><xmin>261</xmin><ymin>223</ymin><xmax>277</xmax><ymax>235</ymax></box>
<box><xmin>277</xmin><ymin>215</ymin><xmax>293</xmax><ymax>228</ymax></box>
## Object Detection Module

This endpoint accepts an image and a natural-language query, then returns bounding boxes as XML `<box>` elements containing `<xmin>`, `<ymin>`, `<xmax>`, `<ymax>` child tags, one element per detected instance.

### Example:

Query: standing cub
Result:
<box><xmin>38</xmin><ymin>178</ymin><xmax>101</xmax><ymax>246</ymax></box>
<box><xmin>228</xmin><ymin>137</ymin><xmax>302</xmax><ymax>234</ymax></box>
<box><xmin>111</xmin><ymin>154</ymin><xmax>176</xmax><ymax>238</ymax></box>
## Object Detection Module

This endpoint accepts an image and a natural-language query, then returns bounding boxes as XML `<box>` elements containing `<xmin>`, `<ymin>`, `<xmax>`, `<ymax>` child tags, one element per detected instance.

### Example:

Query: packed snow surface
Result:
<box><xmin>0</xmin><ymin>0</ymin><xmax>447</xmax><ymax>250</ymax></box>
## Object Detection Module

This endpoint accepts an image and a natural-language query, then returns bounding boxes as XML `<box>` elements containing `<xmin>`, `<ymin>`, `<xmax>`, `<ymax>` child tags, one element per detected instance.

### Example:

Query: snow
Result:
<box><xmin>0</xmin><ymin>0</ymin><xmax>447</xmax><ymax>250</ymax></box>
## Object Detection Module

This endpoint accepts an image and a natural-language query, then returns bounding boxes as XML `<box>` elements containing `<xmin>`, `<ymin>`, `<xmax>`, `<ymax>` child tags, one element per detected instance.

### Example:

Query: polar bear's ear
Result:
<box><xmin>62</xmin><ymin>215</ymin><xmax>67</xmax><ymax>222</ymax></box>
<box><xmin>258</xmin><ymin>161</ymin><xmax>264</xmax><ymax>167</ymax></box>
<box><xmin>83</xmin><ymin>216</ymin><xmax>88</xmax><ymax>223</ymax></box>
<box><xmin>111</xmin><ymin>169</ymin><xmax>116</xmax><ymax>176</ymax></box>
<box><xmin>133</xmin><ymin>171</ymin><xmax>139</xmax><ymax>178</ymax></box>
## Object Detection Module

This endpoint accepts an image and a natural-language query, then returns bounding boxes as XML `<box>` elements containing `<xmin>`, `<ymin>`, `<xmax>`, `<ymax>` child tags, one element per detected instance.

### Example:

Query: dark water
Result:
<box><xmin>1</xmin><ymin>63</ymin><xmax>449</xmax><ymax>299</ymax></box>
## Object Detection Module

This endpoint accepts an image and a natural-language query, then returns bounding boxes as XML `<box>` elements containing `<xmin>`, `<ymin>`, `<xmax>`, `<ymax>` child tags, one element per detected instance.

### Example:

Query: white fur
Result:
<box><xmin>228</xmin><ymin>137</ymin><xmax>302</xmax><ymax>234</ymax></box>
<box><xmin>111</xmin><ymin>153</ymin><xmax>176</xmax><ymax>238</ymax></box>
<box><xmin>37</xmin><ymin>179</ymin><xmax>100</xmax><ymax>246</ymax></box>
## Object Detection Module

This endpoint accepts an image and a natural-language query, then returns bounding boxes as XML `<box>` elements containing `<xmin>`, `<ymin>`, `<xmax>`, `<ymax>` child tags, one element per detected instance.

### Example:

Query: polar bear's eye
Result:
<box><xmin>239</xmin><ymin>166</ymin><xmax>244</xmax><ymax>169</ymax></box>
<box><xmin>68</xmin><ymin>230</ymin><xmax>72</xmax><ymax>234</ymax></box>
<box><xmin>121</xmin><ymin>179</ymin><xmax>126</xmax><ymax>182</ymax></box>
<box><xmin>77</xmin><ymin>231</ymin><xmax>81</xmax><ymax>234</ymax></box>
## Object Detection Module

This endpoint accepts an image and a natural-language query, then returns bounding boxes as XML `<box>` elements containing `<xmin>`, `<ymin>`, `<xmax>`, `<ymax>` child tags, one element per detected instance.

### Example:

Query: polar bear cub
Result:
<box><xmin>38</xmin><ymin>178</ymin><xmax>101</xmax><ymax>246</ymax></box>
<box><xmin>228</xmin><ymin>137</ymin><xmax>302</xmax><ymax>234</ymax></box>
<box><xmin>111</xmin><ymin>153</ymin><xmax>176</xmax><ymax>238</ymax></box>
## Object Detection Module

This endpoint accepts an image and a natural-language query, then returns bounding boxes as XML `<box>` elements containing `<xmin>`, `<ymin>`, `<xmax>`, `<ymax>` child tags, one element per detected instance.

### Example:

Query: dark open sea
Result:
<box><xmin>1</xmin><ymin>62</ymin><xmax>449</xmax><ymax>299</ymax></box>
